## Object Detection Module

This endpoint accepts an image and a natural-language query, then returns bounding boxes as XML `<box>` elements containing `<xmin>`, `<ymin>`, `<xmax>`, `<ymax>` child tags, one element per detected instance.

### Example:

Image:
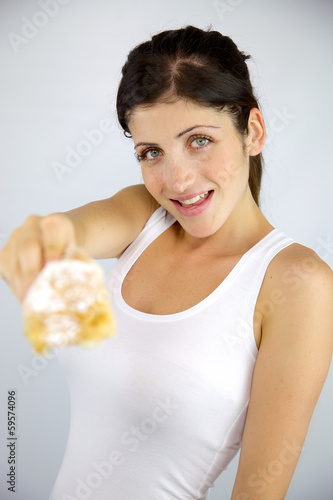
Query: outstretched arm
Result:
<box><xmin>0</xmin><ymin>184</ymin><xmax>159</xmax><ymax>301</ymax></box>
<box><xmin>64</xmin><ymin>184</ymin><xmax>159</xmax><ymax>259</ymax></box>
<box><xmin>231</xmin><ymin>246</ymin><xmax>333</xmax><ymax>500</ymax></box>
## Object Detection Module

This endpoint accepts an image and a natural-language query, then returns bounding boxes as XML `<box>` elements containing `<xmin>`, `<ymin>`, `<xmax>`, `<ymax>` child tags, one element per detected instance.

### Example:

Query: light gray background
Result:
<box><xmin>0</xmin><ymin>0</ymin><xmax>332</xmax><ymax>499</ymax></box>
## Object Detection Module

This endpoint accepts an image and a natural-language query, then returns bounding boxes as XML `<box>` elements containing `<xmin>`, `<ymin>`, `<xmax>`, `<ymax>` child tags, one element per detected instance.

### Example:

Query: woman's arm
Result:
<box><xmin>64</xmin><ymin>184</ymin><xmax>159</xmax><ymax>259</ymax></box>
<box><xmin>0</xmin><ymin>184</ymin><xmax>159</xmax><ymax>300</ymax></box>
<box><xmin>231</xmin><ymin>245</ymin><xmax>333</xmax><ymax>500</ymax></box>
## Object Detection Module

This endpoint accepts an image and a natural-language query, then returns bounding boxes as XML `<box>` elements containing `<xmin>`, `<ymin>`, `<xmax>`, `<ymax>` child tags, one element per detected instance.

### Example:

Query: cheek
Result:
<box><xmin>208</xmin><ymin>158</ymin><xmax>242</xmax><ymax>189</ymax></box>
<box><xmin>213</xmin><ymin>150</ymin><xmax>248</xmax><ymax>189</ymax></box>
<box><xmin>141</xmin><ymin>167</ymin><xmax>163</xmax><ymax>195</ymax></box>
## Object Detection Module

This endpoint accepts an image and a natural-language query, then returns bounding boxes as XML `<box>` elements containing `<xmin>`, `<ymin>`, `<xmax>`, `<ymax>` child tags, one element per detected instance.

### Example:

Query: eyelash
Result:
<box><xmin>134</xmin><ymin>134</ymin><xmax>213</xmax><ymax>163</ymax></box>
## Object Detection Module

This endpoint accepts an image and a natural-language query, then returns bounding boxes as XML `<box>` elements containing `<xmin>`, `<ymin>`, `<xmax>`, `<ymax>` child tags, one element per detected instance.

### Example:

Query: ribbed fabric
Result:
<box><xmin>49</xmin><ymin>207</ymin><xmax>294</xmax><ymax>500</ymax></box>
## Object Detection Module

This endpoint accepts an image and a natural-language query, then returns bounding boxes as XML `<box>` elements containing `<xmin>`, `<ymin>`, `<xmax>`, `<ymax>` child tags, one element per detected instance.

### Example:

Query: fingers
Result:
<box><xmin>40</xmin><ymin>213</ymin><xmax>76</xmax><ymax>262</ymax></box>
<box><xmin>0</xmin><ymin>213</ymin><xmax>77</xmax><ymax>302</ymax></box>
<box><xmin>17</xmin><ymin>216</ymin><xmax>44</xmax><ymax>299</ymax></box>
<box><xmin>0</xmin><ymin>227</ymin><xmax>27</xmax><ymax>298</ymax></box>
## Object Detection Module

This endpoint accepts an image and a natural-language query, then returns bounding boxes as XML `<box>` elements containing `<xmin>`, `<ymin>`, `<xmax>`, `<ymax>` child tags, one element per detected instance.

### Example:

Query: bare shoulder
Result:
<box><xmin>255</xmin><ymin>241</ymin><xmax>333</xmax><ymax>353</ymax></box>
<box><xmin>258</xmin><ymin>241</ymin><xmax>333</xmax><ymax>357</ymax></box>
<box><xmin>263</xmin><ymin>241</ymin><xmax>333</xmax><ymax>299</ymax></box>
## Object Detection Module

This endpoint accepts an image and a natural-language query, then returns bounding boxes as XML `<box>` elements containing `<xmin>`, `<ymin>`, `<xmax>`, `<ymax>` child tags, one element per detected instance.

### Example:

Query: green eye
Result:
<box><xmin>149</xmin><ymin>149</ymin><xmax>160</xmax><ymax>158</ymax></box>
<box><xmin>192</xmin><ymin>137</ymin><xmax>210</xmax><ymax>148</ymax></box>
<box><xmin>137</xmin><ymin>148</ymin><xmax>162</xmax><ymax>162</ymax></box>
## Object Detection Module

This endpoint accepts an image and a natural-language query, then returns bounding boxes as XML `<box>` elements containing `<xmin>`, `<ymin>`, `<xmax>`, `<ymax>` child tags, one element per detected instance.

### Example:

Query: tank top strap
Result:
<box><xmin>113</xmin><ymin>206</ymin><xmax>175</xmax><ymax>279</ymax></box>
<box><xmin>237</xmin><ymin>229</ymin><xmax>295</xmax><ymax>357</ymax></box>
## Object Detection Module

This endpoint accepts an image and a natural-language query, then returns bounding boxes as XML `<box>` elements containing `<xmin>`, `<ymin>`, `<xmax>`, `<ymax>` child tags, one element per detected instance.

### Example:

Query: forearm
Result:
<box><xmin>231</xmin><ymin>460</ymin><xmax>297</xmax><ymax>500</ymax></box>
<box><xmin>0</xmin><ymin>184</ymin><xmax>158</xmax><ymax>300</ymax></box>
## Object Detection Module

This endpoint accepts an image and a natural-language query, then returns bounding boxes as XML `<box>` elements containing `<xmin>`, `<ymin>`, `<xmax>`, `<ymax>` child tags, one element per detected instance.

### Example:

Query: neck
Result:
<box><xmin>175</xmin><ymin>188</ymin><xmax>273</xmax><ymax>256</ymax></box>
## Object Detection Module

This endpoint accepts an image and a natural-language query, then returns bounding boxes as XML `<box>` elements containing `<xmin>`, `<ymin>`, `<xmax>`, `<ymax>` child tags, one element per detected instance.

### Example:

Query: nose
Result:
<box><xmin>165</xmin><ymin>157</ymin><xmax>196</xmax><ymax>194</ymax></box>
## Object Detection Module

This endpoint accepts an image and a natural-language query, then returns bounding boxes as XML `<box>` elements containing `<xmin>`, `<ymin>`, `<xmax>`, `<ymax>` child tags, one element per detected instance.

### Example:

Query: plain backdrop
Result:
<box><xmin>0</xmin><ymin>0</ymin><xmax>332</xmax><ymax>499</ymax></box>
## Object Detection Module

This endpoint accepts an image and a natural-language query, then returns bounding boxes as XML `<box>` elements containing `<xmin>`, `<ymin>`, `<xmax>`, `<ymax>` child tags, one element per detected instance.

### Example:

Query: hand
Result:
<box><xmin>0</xmin><ymin>213</ymin><xmax>76</xmax><ymax>302</ymax></box>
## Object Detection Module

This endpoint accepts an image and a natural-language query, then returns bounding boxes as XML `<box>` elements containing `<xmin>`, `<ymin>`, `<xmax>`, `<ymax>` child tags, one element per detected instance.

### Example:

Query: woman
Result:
<box><xmin>1</xmin><ymin>26</ymin><xmax>332</xmax><ymax>500</ymax></box>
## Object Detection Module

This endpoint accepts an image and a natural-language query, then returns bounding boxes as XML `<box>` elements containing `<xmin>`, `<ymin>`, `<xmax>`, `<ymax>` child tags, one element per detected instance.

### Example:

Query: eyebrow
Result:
<box><xmin>134</xmin><ymin>125</ymin><xmax>220</xmax><ymax>149</ymax></box>
<box><xmin>176</xmin><ymin>125</ymin><xmax>220</xmax><ymax>138</ymax></box>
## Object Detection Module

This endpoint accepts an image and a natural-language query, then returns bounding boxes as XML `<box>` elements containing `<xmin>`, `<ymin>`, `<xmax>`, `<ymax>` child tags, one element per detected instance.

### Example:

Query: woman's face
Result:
<box><xmin>128</xmin><ymin>99</ymin><xmax>264</xmax><ymax>240</ymax></box>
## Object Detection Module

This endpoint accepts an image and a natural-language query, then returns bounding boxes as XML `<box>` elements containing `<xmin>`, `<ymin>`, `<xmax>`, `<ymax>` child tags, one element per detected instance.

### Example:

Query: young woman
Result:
<box><xmin>1</xmin><ymin>26</ymin><xmax>332</xmax><ymax>500</ymax></box>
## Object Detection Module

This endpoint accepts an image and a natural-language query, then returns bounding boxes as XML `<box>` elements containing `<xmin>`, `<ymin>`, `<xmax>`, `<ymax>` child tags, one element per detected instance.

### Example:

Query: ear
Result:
<box><xmin>247</xmin><ymin>108</ymin><xmax>266</xmax><ymax>156</ymax></box>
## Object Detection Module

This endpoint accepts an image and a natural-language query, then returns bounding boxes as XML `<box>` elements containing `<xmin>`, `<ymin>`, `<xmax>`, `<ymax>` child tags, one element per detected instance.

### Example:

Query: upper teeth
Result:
<box><xmin>180</xmin><ymin>192</ymin><xmax>208</xmax><ymax>205</ymax></box>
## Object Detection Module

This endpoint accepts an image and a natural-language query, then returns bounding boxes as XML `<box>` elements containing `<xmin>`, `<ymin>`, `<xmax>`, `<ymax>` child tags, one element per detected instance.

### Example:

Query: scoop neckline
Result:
<box><xmin>115</xmin><ymin>224</ymin><xmax>278</xmax><ymax>323</ymax></box>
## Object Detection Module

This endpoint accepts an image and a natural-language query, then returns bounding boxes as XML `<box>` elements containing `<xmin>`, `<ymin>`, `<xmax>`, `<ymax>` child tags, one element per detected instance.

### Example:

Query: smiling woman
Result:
<box><xmin>0</xmin><ymin>25</ymin><xmax>332</xmax><ymax>500</ymax></box>
<box><xmin>127</xmin><ymin>100</ymin><xmax>265</xmax><ymax>239</ymax></box>
<box><xmin>117</xmin><ymin>26</ymin><xmax>263</xmax><ymax>206</ymax></box>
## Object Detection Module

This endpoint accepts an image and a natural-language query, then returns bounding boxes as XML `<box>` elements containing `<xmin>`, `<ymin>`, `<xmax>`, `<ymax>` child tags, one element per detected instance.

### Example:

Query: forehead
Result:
<box><xmin>128</xmin><ymin>99</ymin><xmax>231</xmax><ymax>138</ymax></box>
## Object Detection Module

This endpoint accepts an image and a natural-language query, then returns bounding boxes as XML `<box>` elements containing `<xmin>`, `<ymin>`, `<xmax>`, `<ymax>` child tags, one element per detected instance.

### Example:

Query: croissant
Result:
<box><xmin>22</xmin><ymin>248</ymin><xmax>115</xmax><ymax>354</ymax></box>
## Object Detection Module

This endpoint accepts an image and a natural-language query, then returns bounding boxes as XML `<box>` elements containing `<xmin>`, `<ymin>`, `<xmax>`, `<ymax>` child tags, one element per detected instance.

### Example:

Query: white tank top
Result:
<box><xmin>49</xmin><ymin>207</ymin><xmax>294</xmax><ymax>500</ymax></box>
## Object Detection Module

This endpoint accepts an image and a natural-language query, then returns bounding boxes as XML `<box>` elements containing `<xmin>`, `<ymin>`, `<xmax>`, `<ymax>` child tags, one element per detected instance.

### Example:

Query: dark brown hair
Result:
<box><xmin>116</xmin><ymin>26</ymin><xmax>263</xmax><ymax>205</ymax></box>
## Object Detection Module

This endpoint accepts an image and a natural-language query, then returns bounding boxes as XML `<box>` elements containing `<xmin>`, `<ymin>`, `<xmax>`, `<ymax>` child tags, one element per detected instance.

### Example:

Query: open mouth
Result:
<box><xmin>173</xmin><ymin>190</ymin><xmax>213</xmax><ymax>209</ymax></box>
<box><xmin>170</xmin><ymin>190</ymin><xmax>214</xmax><ymax>217</ymax></box>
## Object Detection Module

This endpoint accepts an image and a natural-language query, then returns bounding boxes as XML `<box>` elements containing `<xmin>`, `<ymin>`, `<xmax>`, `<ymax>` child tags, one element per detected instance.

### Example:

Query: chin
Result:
<box><xmin>180</xmin><ymin>219</ymin><xmax>221</xmax><ymax>240</ymax></box>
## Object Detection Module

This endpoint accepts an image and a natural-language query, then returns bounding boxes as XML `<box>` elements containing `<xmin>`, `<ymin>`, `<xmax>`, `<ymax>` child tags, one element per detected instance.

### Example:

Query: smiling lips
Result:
<box><xmin>170</xmin><ymin>190</ymin><xmax>213</xmax><ymax>217</ymax></box>
<box><xmin>174</xmin><ymin>190</ymin><xmax>211</xmax><ymax>208</ymax></box>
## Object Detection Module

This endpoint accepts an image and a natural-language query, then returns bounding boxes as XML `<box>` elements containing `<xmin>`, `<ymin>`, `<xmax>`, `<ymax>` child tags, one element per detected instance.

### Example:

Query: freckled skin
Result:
<box><xmin>128</xmin><ymin>99</ymin><xmax>269</xmax><ymax>249</ymax></box>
